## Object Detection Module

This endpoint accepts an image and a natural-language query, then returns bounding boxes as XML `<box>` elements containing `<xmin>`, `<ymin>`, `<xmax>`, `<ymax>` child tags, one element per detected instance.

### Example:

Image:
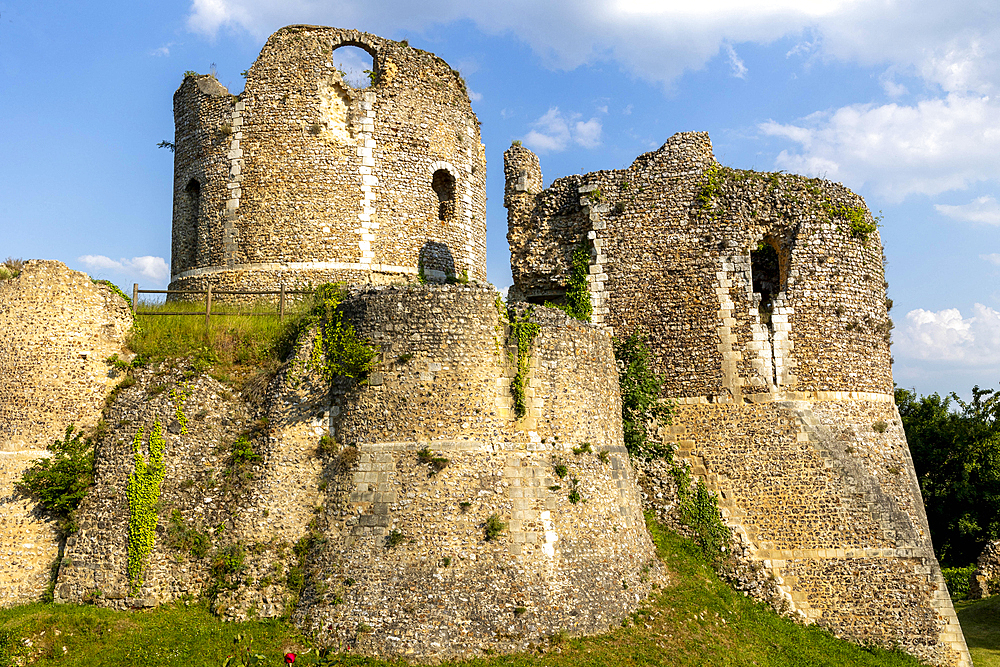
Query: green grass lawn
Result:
<box><xmin>0</xmin><ymin>520</ymin><xmax>926</xmax><ymax>667</ymax></box>
<box><xmin>957</xmin><ymin>596</ymin><xmax>1000</xmax><ymax>667</ymax></box>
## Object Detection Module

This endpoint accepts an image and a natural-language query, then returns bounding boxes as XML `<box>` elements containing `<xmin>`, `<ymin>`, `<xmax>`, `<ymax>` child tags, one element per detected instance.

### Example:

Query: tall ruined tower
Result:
<box><xmin>506</xmin><ymin>133</ymin><xmax>972</xmax><ymax>667</ymax></box>
<box><xmin>169</xmin><ymin>25</ymin><xmax>487</xmax><ymax>293</ymax></box>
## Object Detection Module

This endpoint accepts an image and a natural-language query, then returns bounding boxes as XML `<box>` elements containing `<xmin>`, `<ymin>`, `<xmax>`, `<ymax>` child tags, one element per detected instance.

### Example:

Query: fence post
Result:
<box><xmin>205</xmin><ymin>284</ymin><xmax>212</xmax><ymax>328</ymax></box>
<box><xmin>132</xmin><ymin>283</ymin><xmax>138</xmax><ymax>316</ymax></box>
<box><xmin>279</xmin><ymin>283</ymin><xmax>286</xmax><ymax>321</ymax></box>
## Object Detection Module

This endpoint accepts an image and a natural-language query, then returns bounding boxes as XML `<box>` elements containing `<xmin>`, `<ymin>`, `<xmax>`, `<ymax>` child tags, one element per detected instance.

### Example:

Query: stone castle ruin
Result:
<box><xmin>506</xmin><ymin>133</ymin><xmax>970</xmax><ymax>665</ymax></box>
<box><xmin>0</xmin><ymin>23</ymin><xmax>972</xmax><ymax>667</ymax></box>
<box><xmin>170</xmin><ymin>25</ymin><xmax>487</xmax><ymax>292</ymax></box>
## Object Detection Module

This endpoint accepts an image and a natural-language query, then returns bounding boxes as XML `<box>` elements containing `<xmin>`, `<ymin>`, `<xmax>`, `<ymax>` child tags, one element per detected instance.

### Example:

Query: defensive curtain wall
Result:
<box><xmin>0</xmin><ymin>261</ymin><xmax>131</xmax><ymax>606</ymax></box>
<box><xmin>505</xmin><ymin>132</ymin><xmax>971</xmax><ymax>667</ymax></box>
<box><xmin>55</xmin><ymin>285</ymin><xmax>661</xmax><ymax>661</ymax></box>
<box><xmin>169</xmin><ymin>25</ymin><xmax>487</xmax><ymax>295</ymax></box>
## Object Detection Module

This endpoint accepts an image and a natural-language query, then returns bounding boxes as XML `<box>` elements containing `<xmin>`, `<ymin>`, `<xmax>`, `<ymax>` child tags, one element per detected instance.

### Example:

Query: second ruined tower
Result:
<box><xmin>169</xmin><ymin>25</ymin><xmax>487</xmax><ymax>293</ymax></box>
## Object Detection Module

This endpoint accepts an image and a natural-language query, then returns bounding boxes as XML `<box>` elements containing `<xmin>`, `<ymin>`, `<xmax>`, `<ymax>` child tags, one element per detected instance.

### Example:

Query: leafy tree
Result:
<box><xmin>897</xmin><ymin>384</ymin><xmax>1000</xmax><ymax>566</ymax></box>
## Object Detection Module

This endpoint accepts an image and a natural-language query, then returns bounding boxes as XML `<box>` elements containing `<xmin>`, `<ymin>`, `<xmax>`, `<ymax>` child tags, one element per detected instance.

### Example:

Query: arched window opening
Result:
<box><xmin>432</xmin><ymin>169</ymin><xmax>456</xmax><ymax>222</ymax></box>
<box><xmin>184</xmin><ymin>179</ymin><xmax>201</xmax><ymax>268</ymax></box>
<box><xmin>751</xmin><ymin>241</ymin><xmax>780</xmax><ymax>323</ymax></box>
<box><xmin>330</xmin><ymin>44</ymin><xmax>377</xmax><ymax>89</ymax></box>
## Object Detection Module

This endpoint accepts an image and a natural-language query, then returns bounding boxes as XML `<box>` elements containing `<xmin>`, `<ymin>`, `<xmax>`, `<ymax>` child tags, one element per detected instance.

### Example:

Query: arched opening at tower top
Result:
<box><xmin>432</xmin><ymin>169</ymin><xmax>456</xmax><ymax>222</ymax></box>
<box><xmin>330</xmin><ymin>44</ymin><xmax>376</xmax><ymax>89</ymax></box>
<box><xmin>751</xmin><ymin>240</ymin><xmax>780</xmax><ymax>322</ymax></box>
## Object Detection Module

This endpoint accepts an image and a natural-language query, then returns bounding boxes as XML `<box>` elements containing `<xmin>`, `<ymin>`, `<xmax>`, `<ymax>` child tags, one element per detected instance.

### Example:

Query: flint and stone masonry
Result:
<box><xmin>0</xmin><ymin>261</ymin><xmax>132</xmax><ymax>606</ymax></box>
<box><xmin>506</xmin><ymin>132</ymin><xmax>971</xmax><ymax>667</ymax></box>
<box><xmin>169</xmin><ymin>25</ymin><xmax>487</xmax><ymax>296</ymax></box>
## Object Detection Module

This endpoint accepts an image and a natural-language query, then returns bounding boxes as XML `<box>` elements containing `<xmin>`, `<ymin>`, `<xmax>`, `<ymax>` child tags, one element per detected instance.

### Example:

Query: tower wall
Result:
<box><xmin>55</xmin><ymin>286</ymin><xmax>659</xmax><ymax>661</ymax></box>
<box><xmin>505</xmin><ymin>133</ymin><xmax>971</xmax><ymax>666</ymax></box>
<box><xmin>169</xmin><ymin>26</ymin><xmax>488</xmax><ymax>296</ymax></box>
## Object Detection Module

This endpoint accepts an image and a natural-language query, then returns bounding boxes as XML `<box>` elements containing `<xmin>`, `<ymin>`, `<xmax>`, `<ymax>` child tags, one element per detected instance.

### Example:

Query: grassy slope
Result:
<box><xmin>957</xmin><ymin>596</ymin><xmax>1000</xmax><ymax>667</ymax></box>
<box><xmin>0</xmin><ymin>520</ymin><xmax>924</xmax><ymax>667</ymax></box>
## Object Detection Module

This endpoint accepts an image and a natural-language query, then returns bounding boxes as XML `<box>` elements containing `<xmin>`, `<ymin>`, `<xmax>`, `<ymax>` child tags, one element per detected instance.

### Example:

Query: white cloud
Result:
<box><xmin>79</xmin><ymin>255</ymin><xmax>170</xmax><ymax>282</ymax></box>
<box><xmin>936</xmin><ymin>195</ymin><xmax>1000</xmax><ymax>225</ymax></box>
<box><xmin>724</xmin><ymin>43</ymin><xmax>747</xmax><ymax>79</ymax></box>
<box><xmin>183</xmin><ymin>0</ymin><xmax>1000</xmax><ymax>94</ymax></box>
<box><xmin>573</xmin><ymin>118</ymin><xmax>602</xmax><ymax>148</ymax></box>
<box><xmin>981</xmin><ymin>253</ymin><xmax>1000</xmax><ymax>266</ymax></box>
<box><xmin>150</xmin><ymin>44</ymin><xmax>172</xmax><ymax>57</ymax></box>
<box><xmin>896</xmin><ymin>304</ymin><xmax>1000</xmax><ymax>366</ymax></box>
<box><xmin>523</xmin><ymin>107</ymin><xmax>602</xmax><ymax>153</ymax></box>
<box><xmin>467</xmin><ymin>89</ymin><xmax>482</xmax><ymax>102</ymax></box>
<box><xmin>760</xmin><ymin>94</ymin><xmax>1000</xmax><ymax>201</ymax></box>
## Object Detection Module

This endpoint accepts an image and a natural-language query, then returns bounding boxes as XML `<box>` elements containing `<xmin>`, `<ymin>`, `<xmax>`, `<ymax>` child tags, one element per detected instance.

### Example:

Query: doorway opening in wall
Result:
<box><xmin>751</xmin><ymin>241</ymin><xmax>780</xmax><ymax>325</ymax></box>
<box><xmin>432</xmin><ymin>169</ymin><xmax>456</xmax><ymax>222</ymax></box>
<box><xmin>184</xmin><ymin>179</ymin><xmax>201</xmax><ymax>268</ymax></box>
<box><xmin>330</xmin><ymin>44</ymin><xmax>377</xmax><ymax>89</ymax></box>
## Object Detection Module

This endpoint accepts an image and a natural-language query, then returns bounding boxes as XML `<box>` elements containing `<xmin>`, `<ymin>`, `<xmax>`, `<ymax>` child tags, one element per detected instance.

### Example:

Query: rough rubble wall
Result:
<box><xmin>0</xmin><ymin>260</ymin><xmax>131</xmax><ymax>607</ymax></box>
<box><xmin>170</xmin><ymin>25</ymin><xmax>488</xmax><ymax>296</ymax></box>
<box><xmin>505</xmin><ymin>133</ymin><xmax>970</xmax><ymax>666</ymax></box>
<box><xmin>58</xmin><ymin>286</ymin><xmax>659</xmax><ymax>661</ymax></box>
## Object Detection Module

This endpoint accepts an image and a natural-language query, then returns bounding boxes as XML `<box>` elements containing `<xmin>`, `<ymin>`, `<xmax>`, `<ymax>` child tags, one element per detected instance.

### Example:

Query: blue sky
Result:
<box><xmin>1</xmin><ymin>0</ymin><xmax>999</xmax><ymax>398</ymax></box>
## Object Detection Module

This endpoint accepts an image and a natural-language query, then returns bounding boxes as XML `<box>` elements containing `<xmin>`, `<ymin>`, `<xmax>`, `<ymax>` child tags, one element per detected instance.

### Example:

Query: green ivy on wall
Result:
<box><xmin>126</xmin><ymin>420</ymin><xmax>166</xmax><ymax>593</ymax></box>
<box><xmin>170</xmin><ymin>386</ymin><xmax>190</xmax><ymax>435</ymax></box>
<box><xmin>509</xmin><ymin>308</ymin><xmax>540</xmax><ymax>419</ymax></box>
<box><xmin>547</xmin><ymin>242</ymin><xmax>593</xmax><ymax>322</ymax></box>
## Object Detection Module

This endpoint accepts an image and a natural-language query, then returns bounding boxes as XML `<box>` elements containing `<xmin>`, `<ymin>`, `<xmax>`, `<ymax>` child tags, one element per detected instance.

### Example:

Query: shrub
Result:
<box><xmin>231</xmin><ymin>435</ymin><xmax>262</xmax><ymax>465</ymax></box>
<box><xmin>386</xmin><ymin>530</ymin><xmax>406</xmax><ymax>548</ymax></box>
<box><xmin>18</xmin><ymin>424</ymin><xmax>95</xmax><ymax>532</ymax></box>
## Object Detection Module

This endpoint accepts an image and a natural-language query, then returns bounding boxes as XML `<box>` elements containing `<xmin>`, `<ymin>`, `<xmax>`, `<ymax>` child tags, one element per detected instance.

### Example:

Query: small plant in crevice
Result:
<box><xmin>396</xmin><ymin>352</ymin><xmax>414</xmax><ymax>364</ymax></box>
<box><xmin>230</xmin><ymin>435</ymin><xmax>262</xmax><ymax>466</ymax></box>
<box><xmin>484</xmin><ymin>514</ymin><xmax>507</xmax><ymax>541</ymax></box>
<box><xmin>873</xmin><ymin>421</ymin><xmax>889</xmax><ymax>433</ymax></box>
<box><xmin>568</xmin><ymin>478</ymin><xmax>583</xmax><ymax>504</ymax></box>
<box><xmin>165</xmin><ymin>509</ymin><xmax>212</xmax><ymax>559</ymax></box>
<box><xmin>553</xmin><ymin>461</ymin><xmax>568</xmax><ymax>479</ymax></box>
<box><xmin>316</xmin><ymin>434</ymin><xmax>338</xmax><ymax>456</ymax></box>
<box><xmin>459</xmin><ymin>501</ymin><xmax>471</xmax><ymax>512</ymax></box>
<box><xmin>386</xmin><ymin>530</ymin><xmax>406</xmax><ymax>549</ymax></box>
<box><xmin>514</xmin><ymin>606</ymin><xmax>527</xmax><ymax>616</ymax></box>
<box><xmin>572</xmin><ymin>442</ymin><xmax>592</xmax><ymax>455</ymax></box>
<box><xmin>417</xmin><ymin>446</ymin><xmax>449</xmax><ymax>475</ymax></box>
<box><xmin>598</xmin><ymin>450</ymin><xmax>610</xmax><ymax>464</ymax></box>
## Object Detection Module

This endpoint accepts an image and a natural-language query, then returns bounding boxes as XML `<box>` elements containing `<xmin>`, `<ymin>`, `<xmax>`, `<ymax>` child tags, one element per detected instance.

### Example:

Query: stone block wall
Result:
<box><xmin>0</xmin><ymin>261</ymin><xmax>131</xmax><ymax>607</ymax></box>
<box><xmin>505</xmin><ymin>134</ymin><xmax>970</xmax><ymax>666</ymax></box>
<box><xmin>57</xmin><ymin>286</ymin><xmax>659</xmax><ymax>661</ymax></box>
<box><xmin>169</xmin><ymin>25</ymin><xmax>488</xmax><ymax>297</ymax></box>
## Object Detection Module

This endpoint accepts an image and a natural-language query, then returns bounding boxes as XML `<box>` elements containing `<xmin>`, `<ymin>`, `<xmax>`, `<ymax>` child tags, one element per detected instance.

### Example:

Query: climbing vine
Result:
<box><xmin>509</xmin><ymin>307</ymin><xmax>540</xmax><ymax>419</ymax></box>
<box><xmin>547</xmin><ymin>242</ymin><xmax>592</xmax><ymax>322</ymax></box>
<box><xmin>170</xmin><ymin>385</ymin><xmax>190</xmax><ymax>434</ymax></box>
<box><xmin>126</xmin><ymin>420</ymin><xmax>166</xmax><ymax>592</ymax></box>
<box><xmin>614</xmin><ymin>330</ymin><xmax>673</xmax><ymax>460</ymax></box>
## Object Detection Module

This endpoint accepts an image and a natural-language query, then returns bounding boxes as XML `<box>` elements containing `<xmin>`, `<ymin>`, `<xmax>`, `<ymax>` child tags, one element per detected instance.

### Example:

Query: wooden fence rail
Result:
<box><xmin>132</xmin><ymin>283</ymin><xmax>314</xmax><ymax>326</ymax></box>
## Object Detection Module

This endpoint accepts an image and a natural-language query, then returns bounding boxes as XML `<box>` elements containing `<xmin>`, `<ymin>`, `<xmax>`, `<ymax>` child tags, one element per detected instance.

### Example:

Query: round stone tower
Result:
<box><xmin>169</xmin><ymin>25</ymin><xmax>487</xmax><ymax>294</ymax></box>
